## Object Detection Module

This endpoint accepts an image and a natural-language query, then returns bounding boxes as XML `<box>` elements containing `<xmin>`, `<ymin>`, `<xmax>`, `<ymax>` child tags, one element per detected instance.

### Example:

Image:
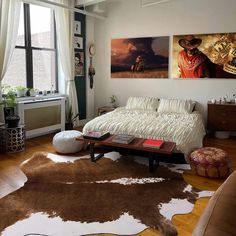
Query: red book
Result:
<box><xmin>142</xmin><ymin>139</ymin><xmax>164</xmax><ymax>149</ymax></box>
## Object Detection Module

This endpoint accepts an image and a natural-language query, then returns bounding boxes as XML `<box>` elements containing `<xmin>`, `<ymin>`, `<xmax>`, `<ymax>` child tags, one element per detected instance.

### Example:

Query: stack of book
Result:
<box><xmin>112</xmin><ymin>134</ymin><xmax>135</xmax><ymax>144</ymax></box>
<box><xmin>142</xmin><ymin>139</ymin><xmax>164</xmax><ymax>149</ymax></box>
<box><xmin>83</xmin><ymin>131</ymin><xmax>110</xmax><ymax>140</ymax></box>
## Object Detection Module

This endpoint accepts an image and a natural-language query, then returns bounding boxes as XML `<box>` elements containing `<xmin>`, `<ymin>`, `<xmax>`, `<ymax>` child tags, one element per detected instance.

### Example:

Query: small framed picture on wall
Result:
<box><xmin>75</xmin><ymin>52</ymin><xmax>84</xmax><ymax>76</ymax></box>
<box><xmin>74</xmin><ymin>36</ymin><xmax>83</xmax><ymax>49</ymax></box>
<box><xmin>74</xmin><ymin>21</ymin><xmax>81</xmax><ymax>35</ymax></box>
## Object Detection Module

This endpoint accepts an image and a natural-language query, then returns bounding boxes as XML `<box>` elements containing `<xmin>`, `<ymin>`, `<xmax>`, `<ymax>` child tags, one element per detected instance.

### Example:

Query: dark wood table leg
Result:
<box><xmin>89</xmin><ymin>143</ymin><xmax>104</xmax><ymax>162</ymax></box>
<box><xmin>149</xmin><ymin>152</ymin><xmax>154</xmax><ymax>172</ymax></box>
<box><xmin>155</xmin><ymin>154</ymin><xmax>159</xmax><ymax>167</ymax></box>
<box><xmin>149</xmin><ymin>152</ymin><xmax>159</xmax><ymax>173</ymax></box>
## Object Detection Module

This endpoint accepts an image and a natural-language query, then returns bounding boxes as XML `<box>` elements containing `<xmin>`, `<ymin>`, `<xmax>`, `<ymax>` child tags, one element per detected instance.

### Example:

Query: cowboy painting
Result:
<box><xmin>177</xmin><ymin>35</ymin><xmax>212</xmax><ymax>78</ymax></box>
<box><xmin>172</xmin><ymin>33</ymin><xmax>236</xmax><ymax>79</ymax></box>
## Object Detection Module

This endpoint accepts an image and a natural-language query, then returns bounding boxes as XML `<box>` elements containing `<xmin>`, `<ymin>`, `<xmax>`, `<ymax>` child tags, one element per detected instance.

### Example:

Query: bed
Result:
<box><xmin>83</xmin><ymin>97</ymin><xmax>206</xmax><ymax>161</ymax></box>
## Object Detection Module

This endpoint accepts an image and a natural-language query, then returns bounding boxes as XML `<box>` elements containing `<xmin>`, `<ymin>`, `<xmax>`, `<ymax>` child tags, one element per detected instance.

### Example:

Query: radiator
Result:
<box><xmin>17</xmin><ymin>96</ymin><xmax>66</xmax><ymax>138</ymax></box>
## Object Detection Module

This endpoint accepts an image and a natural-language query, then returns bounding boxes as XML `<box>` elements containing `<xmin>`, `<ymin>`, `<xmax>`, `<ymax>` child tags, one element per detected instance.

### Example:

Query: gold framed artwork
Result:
<box><xmin>172</xmin><ymin>33</ymin><xmax>236</xmax><ymax>79</ymax></box>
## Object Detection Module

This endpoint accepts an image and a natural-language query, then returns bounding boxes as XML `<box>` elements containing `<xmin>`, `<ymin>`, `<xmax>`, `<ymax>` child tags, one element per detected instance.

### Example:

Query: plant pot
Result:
<box><xmin>16</xmin><ymin>90</ymin><xmax>26</xmax><ymax>97</ymax></box>
<box><xmin>5</xmin><ymin>115</ymin><xmax>20</xmax><ymax>128</ymax></box>
<box><xmin>4</xmin><ymin>107</ymin><xmax>15</xmax><ymax>120</ymax></box>
<box><xmin>65</xmin><ymin>123</ymin><xmax>73</xmax><ymax>130</ymax></box>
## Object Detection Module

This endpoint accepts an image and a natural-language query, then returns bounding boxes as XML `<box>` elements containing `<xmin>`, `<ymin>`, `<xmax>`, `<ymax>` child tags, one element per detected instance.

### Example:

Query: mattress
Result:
<box><xmin>83</xmin><ymin>107</ymin><xmax>206</xmax><ymax>160</ymax></box>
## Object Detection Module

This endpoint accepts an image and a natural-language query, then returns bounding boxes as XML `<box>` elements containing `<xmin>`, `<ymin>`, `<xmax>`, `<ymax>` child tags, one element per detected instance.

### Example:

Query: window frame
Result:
<box><xmin>15</xmin><ymin>3</ymin><xmax>58</xmax><ymax>92</ymax></box>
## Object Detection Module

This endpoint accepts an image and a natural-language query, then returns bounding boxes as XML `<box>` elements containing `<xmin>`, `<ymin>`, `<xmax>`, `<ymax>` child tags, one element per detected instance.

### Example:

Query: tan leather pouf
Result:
<box><xmin>189</xmin><ymin>147</ymin><xmax>231</xmax><ymax>178</ymax></box>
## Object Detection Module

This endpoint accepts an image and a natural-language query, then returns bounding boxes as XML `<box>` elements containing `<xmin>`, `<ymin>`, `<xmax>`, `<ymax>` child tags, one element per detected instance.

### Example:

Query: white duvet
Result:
<box><xmin>83</xmin><ymin>107</ymin><xmax>206</xmax><ymax>160</ymax></box>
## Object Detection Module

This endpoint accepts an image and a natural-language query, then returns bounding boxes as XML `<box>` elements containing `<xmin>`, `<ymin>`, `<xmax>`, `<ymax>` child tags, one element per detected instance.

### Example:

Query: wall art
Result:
<box><xmin>74</xmin><ymin>21</ymin><xmax>81</xmax><ymax>35</ymax></box>
<box><xmin>111</xmin><ymin>37</ymin><xmax>169</xmax><ymax>78</ymax></box>
<box><xmin>172</xmin><ymin>33</ymin><xmax>236</xmax><ymax>79</ymax></box>
<box><xmin>75</xmin><ymin>52</ymin><xmax>84</xmax><ymax>76</ymax></box>
<box><xmin>74</xmin><ymin>36</ymin><xmax>83</xmax><ymax>49</ymax></box>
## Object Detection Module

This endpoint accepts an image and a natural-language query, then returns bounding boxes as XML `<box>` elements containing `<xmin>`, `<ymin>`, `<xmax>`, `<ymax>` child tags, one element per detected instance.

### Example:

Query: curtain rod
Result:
<box><xmin>22</xmin><ymin>0</ymin><xmax>106</xmax><ymax>20</ymax></box>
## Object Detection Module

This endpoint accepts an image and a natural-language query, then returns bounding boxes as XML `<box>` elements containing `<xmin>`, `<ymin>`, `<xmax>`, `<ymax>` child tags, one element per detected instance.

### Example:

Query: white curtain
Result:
<box><xmin>0</xmin><ymin>0</ymin><xmax>21</xmax><ymax>100</ymax></box>
<box><xmin>0</xmin><ymin>0</ymin><xmax>21</xmax><ymax>123</ymax></box>
<box><xmin>53</xmin><ymin>0</ymin><xmax>79</xmax><ymax>127</ymax></box>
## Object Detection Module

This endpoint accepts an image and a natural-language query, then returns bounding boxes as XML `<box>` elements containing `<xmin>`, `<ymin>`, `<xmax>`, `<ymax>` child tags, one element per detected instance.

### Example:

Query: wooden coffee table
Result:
<box><xmin>76</xmin><ymin>135</ymin><xmax>176</xmax><ymax>172</ymax></box>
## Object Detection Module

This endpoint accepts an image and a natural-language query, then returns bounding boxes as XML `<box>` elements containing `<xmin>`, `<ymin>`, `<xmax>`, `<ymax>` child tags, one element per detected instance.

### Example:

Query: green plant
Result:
<box><xmin>0</xmin><ymin>90</ymin><xmax>20</xmax><ymax>127</ymax></box>
<box><xmin>66</xmin><ymin>106</ymin><xmax>79</xmax><ymax>125</ymax></box>
<box><xmin>0</xmin><ymin>90</ymin><xmax>17</xmax><ymax>107</ymax></box>
<box><xmin>110</xmin><ymin>95</ymin><xmax>118</xmax><ymax>107</ymax></box>
<box><xmin>28</xmin><ymin>88</ymin><xmax>39</xmax><ymax>96</ymax></box>
<box><xmin>15</xmin><ymin>86</ymin><xmax>27</xmax><ymax>91</ymax></box>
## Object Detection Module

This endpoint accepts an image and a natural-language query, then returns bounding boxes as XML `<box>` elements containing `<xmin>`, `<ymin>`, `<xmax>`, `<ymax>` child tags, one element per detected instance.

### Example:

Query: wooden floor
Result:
<box><xmin>0</xmin><ymin>134</ymin><xmax>235</xmax><ymax>235</ymax></box>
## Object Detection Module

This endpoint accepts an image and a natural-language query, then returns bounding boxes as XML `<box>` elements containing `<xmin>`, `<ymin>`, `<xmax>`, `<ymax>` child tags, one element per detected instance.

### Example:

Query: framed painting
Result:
<box><xmin>74</xmin><ymin>36</ymin><xmax>83</xmax><ymax>50</ymax></box>
<box><xmin>111</xmin><ymin>37</ymin><xmax>169</xmax><ymax>78</ymax></box>
<box><xmin>172</xmin><ymin>33</ymin><xmax>236</xmax><ymax>79</ymax></box>
<box><xmin>74</xmin><ymin>21</ymin><xmax>81</xmax><ymax>35</ymax></box>
<box><xmin>75</xmin><ymin>52</ymin><xmax>84</xmax><ymax>76</ymax></box>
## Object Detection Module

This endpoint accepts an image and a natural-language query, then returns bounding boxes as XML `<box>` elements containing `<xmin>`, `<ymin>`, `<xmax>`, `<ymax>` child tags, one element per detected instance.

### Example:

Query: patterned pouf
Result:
<box><xmin>189</xmin><ymin>147</ymin><xmax>231</xmax><ymax>179</ymax></box>
<box><xmin>53</xmin><ymin>130</ymin><xmax>84</xmax><ymax>154</ymax></box>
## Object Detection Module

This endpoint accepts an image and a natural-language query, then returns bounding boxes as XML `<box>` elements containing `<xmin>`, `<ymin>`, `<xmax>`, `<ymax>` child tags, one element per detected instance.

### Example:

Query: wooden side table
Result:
<box><xmin>0</xmin><ymin>125</ymin><xmax>25</xmax><ymax>153</ymax></box>
<box><xmin>98</xmin><ymin>106</ymin><xmax>116</xmax><ymax>116</ymax></box>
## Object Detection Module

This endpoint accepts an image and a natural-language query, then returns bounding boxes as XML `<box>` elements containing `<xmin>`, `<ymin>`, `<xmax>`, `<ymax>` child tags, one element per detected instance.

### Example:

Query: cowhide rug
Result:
<box><xmin>0</xmin><ymin>151</ymin><xmax>214</xmax><ymax>236</ymax></box>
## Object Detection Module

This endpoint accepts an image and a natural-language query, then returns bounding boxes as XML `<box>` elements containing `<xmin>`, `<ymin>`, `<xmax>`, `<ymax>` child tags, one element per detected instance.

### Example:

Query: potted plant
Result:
<box><xmin>110</xmin><ymin>95</ymin><xmax>118</xmax><ymax>108</ymax></box>
<box><xmin>65</xmin><ymin>106</ymin><xmax>79</xmax><ymax>130</ymax></box>
<box><xmin>0</xmin><ymin>90</ymin><xmax>20</xmax><ymax>128</ymax></box>
<box><xmin>28</xmin><ymin>88</ymin><xmax>39</xmax><ymax>97</ymax></box>
<box><xmin>15</xmin><ymin>86</ymin><xmax>27</xmax><ymax>97</ymax></box>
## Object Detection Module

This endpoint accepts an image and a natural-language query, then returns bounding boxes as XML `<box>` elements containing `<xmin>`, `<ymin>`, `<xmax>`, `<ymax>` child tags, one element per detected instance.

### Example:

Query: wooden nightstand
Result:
<box><xmin>98</xmin><ymin>106</ymin><xmax>116</xmax><ymax>116</ymax></box>
<box><xmin>207</xmin><ymin>101</ymin><xmax>236</xmax><ymax>131</ymax></box>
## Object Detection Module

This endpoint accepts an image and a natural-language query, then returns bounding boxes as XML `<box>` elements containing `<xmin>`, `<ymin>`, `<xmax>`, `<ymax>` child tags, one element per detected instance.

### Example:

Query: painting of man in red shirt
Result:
<box><xmin>177</xmin><ymin>35</ymin><xmax>212</xmax><ymax>78</ymax></box>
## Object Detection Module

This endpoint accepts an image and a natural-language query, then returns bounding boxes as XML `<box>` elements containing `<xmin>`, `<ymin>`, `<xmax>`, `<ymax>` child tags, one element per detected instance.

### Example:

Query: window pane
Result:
<box><xmin>33</xmin><ymin>50</ymin><xmax>56</xmax><ymax>91</ymax></box>
<box><xmin>30</xmin><ymin>4</ymin><xmax>55</xmax><ymax>49</ymax></box>
<box><xmin>16</xmin><ymin>3</ymin><xmax>24</xmax><ymax>46</ymax></box>
<box><xmin>2</xmin><ymin>49</ymin><xmax>26</xmax><ymax>87</ymax></box>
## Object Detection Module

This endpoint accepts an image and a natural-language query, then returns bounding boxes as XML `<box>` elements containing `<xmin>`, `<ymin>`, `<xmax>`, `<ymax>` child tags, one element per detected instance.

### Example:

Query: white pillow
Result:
<box><xmin>158</xmin><ymin>99</ymin><xmax>194</xmax><ymax>114</ymax></box>
<box><xmin>126</xmin><ymin>97</ymin><xmax>159</xmax><ymax>111</ymax></box>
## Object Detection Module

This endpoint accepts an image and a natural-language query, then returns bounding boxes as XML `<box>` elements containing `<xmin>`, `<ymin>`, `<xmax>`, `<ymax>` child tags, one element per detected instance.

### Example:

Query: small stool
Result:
<box><xmin>53</xmin><ymin>130</ymin><xmax>83</xmax><ymax>154</ymax></box>
<box><xmin>0</xmin><ymin>125</ymin><xmax>25</xmax><ymax>153</ymax></box>
<box><xmin>189</xmin><ymin>147</ymin><xmax>231</xmax><ymax>179</ymax></box>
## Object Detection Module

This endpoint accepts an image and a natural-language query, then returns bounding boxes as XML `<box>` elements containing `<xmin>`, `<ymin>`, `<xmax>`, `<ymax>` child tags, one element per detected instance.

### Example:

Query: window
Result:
<box><xmin>3</xmin><ymin>3</ymin><xmax>57</xmax><ymax>92</ymax></box>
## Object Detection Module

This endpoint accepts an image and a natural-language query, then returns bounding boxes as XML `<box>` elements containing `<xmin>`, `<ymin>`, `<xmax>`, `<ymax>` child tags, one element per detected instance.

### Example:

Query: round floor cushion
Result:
<box><xmin>53</xmin><ymin>130</ymin><xmax>84</xmax><ymax>154</ymax></box>
<box><xmin>189</xmin><ymin>147</ymin><xmax>231</xmax><ymax>179</ymax></box>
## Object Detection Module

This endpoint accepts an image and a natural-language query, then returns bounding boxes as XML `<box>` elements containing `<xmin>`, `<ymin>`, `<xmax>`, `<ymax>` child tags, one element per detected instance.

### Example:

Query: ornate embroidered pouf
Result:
<box><xmin>189</xmin><ymin>147</ymin><xmax>231</xmax><ymax>179</ymax></box>
<box><xmin>53</xmin><ymin>130</ymin><xmax>84</xmax><ymax>154</ymax></box>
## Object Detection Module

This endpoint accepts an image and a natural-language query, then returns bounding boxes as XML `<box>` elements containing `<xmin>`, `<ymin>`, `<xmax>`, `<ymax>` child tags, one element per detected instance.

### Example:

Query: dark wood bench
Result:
<box><xmin>77</xmin><ymin>135</ymin><xmax>176</xmax><ymax>172</ymax></box>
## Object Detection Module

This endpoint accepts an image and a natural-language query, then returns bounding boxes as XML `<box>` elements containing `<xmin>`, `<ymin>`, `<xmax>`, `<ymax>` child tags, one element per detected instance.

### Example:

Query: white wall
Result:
<box><xmin>93</xmin><ymin>0</ymin><xmax>236</xmax><ymax>120</ymax></box>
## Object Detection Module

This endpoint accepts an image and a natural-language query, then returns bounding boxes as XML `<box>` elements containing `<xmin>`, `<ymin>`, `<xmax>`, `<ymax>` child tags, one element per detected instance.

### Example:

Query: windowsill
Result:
<box><xmin>17</xmin><ymin>93</ymin><xmax>67</xmax><ymax>104</ymax></box>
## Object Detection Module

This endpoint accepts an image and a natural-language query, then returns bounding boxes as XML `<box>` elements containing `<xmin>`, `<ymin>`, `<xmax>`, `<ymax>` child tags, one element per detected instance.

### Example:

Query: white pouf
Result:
<box><xmin>53</xmin><ymin>130</ymin><xmax>84</xmax><ymax>154</ymax></box>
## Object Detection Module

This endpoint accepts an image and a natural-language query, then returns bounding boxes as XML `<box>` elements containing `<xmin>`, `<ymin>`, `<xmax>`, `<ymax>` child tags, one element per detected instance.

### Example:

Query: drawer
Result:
<box><xmin>207</xmin><ymin>103</ymin><xmax>236</xmax><ymax>131</ymax></box>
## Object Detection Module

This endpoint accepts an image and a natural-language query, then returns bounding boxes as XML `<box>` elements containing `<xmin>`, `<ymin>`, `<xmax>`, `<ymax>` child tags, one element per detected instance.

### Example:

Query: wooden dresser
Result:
<box><xmin>207</xmin><ymin>101</ymin><xmax>236</xmax><ymax>131</ymax></box>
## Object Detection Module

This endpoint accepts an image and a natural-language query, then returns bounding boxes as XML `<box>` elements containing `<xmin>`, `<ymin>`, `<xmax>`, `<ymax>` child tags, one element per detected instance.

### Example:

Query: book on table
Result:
<box><xmin>142</xmin><ymin>139</ymin><xmax>164</xmax><ymax>149</ymax></box>
<box><xmin>112</xmin><ymin>134</ymin><xmax>135</xmax><ymax>144</ymax></box>
<box><xmin>83</xmin><ymin>131</ymin><xmax>110</xmax><ymax>140</ymax></box>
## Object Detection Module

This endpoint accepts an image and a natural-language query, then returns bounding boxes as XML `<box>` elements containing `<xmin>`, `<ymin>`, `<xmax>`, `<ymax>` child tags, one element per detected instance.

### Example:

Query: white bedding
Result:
<box><xmin>83</xmin><ymin>107</ymin><xmax>206</xmax><ymax>160</ymax></box>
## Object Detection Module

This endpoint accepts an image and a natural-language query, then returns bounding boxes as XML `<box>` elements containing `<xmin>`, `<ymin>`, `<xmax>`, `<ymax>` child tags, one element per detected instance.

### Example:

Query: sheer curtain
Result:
<box><xmin>0</xmin><ymin>0</ymin><xmax>21</xmax><ymax>99</ymax></box>
<box><xmin>0</xmin><ymin>0</ymin><xmax>21</xmax><ymax>123</ymax></box>
<box><xmin>53</xmin><ymin>0</ymin><xmax>79</xmax><ymax>127</ymax></box>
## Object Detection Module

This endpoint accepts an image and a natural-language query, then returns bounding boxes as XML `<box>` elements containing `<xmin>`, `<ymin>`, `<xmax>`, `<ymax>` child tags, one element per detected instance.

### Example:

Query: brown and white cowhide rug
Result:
<box><xmin>0</xmin><ymin>152</ymin><xmax>214</xmax><ymax>236</ymax></box>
